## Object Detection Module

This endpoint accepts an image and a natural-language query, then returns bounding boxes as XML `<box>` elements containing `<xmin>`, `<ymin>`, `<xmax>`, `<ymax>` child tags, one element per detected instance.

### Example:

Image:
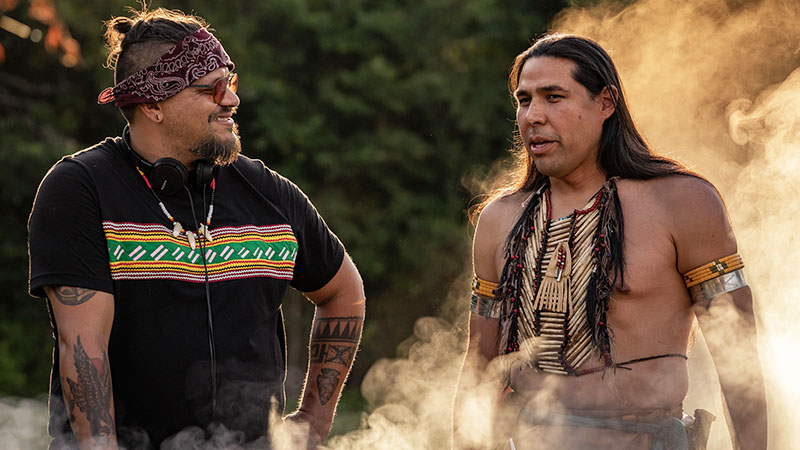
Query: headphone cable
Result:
<box><xmin>185</xmin><ymin>185</ymin><xmax>218</xmax><ymax>420</ymax></box>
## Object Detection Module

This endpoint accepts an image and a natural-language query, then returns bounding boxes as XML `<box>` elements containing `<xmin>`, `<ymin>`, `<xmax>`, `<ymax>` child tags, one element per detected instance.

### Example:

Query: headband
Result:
<box><xmin>97</xmin><ymin>28</ymin><xmax>234</xmax><ymax>107</ymax></box>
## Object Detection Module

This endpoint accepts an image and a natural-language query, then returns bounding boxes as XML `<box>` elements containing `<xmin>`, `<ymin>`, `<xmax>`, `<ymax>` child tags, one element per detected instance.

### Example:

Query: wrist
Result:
<box><xmin>285</xmin><ymin>409</ymin><xmax>328</xmax><ymax>446</ymax></box>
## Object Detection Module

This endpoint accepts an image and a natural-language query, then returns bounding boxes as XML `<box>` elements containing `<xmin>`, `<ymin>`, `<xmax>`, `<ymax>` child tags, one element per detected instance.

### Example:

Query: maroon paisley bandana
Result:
<box><xmin>97</xmin><ymin>28</ymin><xmax>234</xmax><ymax>107</ymax></box>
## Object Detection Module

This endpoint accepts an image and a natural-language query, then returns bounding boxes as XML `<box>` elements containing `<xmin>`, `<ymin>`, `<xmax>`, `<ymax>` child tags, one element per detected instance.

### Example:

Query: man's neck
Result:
<box><xmin>129</xmin><ymin>124</ymin><xmax>196</xmax><ymax>169</ymax></box>
<box><xmin>547</xmin><ymin>167</ymin><xmax>607</xmax><ymax>218</ymax></box>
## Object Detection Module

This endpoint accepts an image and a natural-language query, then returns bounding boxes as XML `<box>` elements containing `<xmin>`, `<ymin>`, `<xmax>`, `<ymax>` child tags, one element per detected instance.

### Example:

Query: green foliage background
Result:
<box><xmin>0</xmin><ymin>0</ymin><xmax>565</xmax><ymax>417</ymax></box>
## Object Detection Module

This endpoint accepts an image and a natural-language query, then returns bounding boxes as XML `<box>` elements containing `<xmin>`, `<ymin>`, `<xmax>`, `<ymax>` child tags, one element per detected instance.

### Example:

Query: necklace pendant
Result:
<box><xmin>172</xmin><ymin>221</ymin><xmax>183</xmax><ymax>237</ymax></box>
<box><xmin>197</xmin><ymin>223</ymin><xmax>214</xmax><ymax>242</ymax></box>
<box><xmin>533</xmin><ymin>242</ymin><xmax>572</xmax><ymax>313</ymax></box>
<box><xmin>137</xmin><ymin>169</ymin><xmax>216</xmax><ymax>250</ymax></box>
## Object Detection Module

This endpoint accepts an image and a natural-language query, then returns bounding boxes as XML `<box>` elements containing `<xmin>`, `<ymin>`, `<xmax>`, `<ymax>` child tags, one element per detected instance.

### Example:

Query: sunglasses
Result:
<box><xmin>189</xmin><ymin>72</ymin><xmax>238</xmax><ymax>104</ymax></box>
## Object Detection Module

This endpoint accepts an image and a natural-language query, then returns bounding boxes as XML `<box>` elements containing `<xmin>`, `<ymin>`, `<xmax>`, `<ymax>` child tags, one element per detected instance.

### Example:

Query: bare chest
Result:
<box><xmin>493</xmin><ymin>186</ymin><xmax>682</xmax><ymax>299</ymax></box>
<box><xmin>605</xmin><ymin>183</ymin><xmax>695</xmax><ymax>354</ymax></box>
<box><xmin>612</xmin><ymin>183</ymin><xmax>688</xmax><ymax>304</ymax></box>
<box><xmin>494</xmin><ymin>184</ymin><xmax>694</xmax><ymax>348</ymax></box>
<box><xmin>615</xmin><ymin>200</ymin><xmax>677</xmax><ymax>298</ymax></box>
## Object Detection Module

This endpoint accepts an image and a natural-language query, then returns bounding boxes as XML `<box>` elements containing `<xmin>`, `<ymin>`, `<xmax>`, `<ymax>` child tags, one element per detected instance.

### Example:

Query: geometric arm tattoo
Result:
<box><xmin>63</xmin><ymin>335</ymin><xmax>116</xmax><ymax>445</ymax></box>
<box><xmin>309</xmin><ymin>316</ymin><xmax>363</xmax><ymax>405</ymax></box>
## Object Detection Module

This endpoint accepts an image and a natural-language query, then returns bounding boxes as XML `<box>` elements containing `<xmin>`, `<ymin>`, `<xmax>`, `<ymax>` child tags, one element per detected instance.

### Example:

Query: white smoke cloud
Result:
<box><xmin>0</xmin><ymin>395</ymin><xmax>50</xmax><ymax>449</ymax></box>
<box><xmin>324</xmin><ymin>315</ymin><xmax>467</xmax><ymax>450</ymax></box>
<box><xmin>723</xmin><ymin>65</ymin><xmax>800</xmax><ymax>450</ymax></box>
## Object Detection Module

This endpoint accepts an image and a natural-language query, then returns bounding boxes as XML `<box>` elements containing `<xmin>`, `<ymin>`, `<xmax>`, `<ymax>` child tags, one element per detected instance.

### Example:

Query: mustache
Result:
<box><xmin>209</xmin><ymin>106</ymin><xmax>238</xmax><ymax>121</ymax></box>
<box><xmin>526</xmin><ymin>128</ymin><xmax>559</xmax><ymax>142</ymax></box>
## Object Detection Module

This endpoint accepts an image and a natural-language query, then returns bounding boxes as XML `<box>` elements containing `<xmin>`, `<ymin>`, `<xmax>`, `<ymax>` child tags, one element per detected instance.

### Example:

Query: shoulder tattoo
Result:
<box><xmin>51</xmin><ymin>287</ymin><xmax>97</xmax><ymax>306</ymax></box>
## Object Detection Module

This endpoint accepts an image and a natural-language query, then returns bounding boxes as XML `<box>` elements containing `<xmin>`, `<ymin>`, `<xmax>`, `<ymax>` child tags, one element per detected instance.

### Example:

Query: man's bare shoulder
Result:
<box><xmin>478</xmin><ymin>190</ymin><xmax>530</xmax><ymax>227</ymax></box>
<box><xmin>619</xmin><ymin>174</ymin><xmax>735</xmax><ymax>273</ymax></box>
<box><xmin>617</xmin><ymin>174</ymin><xmax>722</xmax><ymax>216</ymax></box>
<box><xmin>473</xmin><ymin>190</ymin><xmax>533</xmax><ymax>280</ymax></box>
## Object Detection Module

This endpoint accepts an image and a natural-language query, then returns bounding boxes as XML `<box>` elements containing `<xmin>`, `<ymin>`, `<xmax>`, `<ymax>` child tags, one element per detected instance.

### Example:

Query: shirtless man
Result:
<box><xmin>454</xmin><ymin>34</ymin><xmax>767</xmax><ymax>450</ymax></box>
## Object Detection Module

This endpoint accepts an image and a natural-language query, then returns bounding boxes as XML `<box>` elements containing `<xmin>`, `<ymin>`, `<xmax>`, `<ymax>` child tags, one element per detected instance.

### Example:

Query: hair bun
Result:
<box><xmin>113</xmin><ymin>18</ymin><xmax>133</xmax><ymax>34</ymax></box>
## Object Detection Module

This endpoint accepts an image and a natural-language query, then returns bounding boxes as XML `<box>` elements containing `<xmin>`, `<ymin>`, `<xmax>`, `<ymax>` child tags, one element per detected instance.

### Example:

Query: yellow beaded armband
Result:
<box><xmin>470</xmin><ymin>275</ymin><xmax>501</xmax><ymax>318</ymax></box>
<box><xmin>683</xmin><ymin>253</ymin><xmax>744</xmax><ymax>287</ymax></box>
<box><xmin>472</xmin><ymin>275</ymin><xmax>499</xmax><ymax>298</ymax></box>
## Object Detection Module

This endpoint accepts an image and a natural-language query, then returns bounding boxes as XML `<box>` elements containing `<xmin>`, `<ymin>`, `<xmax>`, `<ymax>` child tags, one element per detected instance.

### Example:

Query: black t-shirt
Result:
<box><xmin>28</xmin><ymin>137</ymin><xmax>345</xmax><ymax>448</ymax></box>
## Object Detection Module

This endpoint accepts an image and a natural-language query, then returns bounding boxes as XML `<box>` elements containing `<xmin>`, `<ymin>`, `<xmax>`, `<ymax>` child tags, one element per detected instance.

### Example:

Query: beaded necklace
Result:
<box><xmin>498</xmin><ymin>178</ymin><xmax>623</xmax><ymax>376</ymax></box>
<box><xmin>134</xmin><ymin>166</ymin><xmax>216</xmax><ymax>250</ymax></box>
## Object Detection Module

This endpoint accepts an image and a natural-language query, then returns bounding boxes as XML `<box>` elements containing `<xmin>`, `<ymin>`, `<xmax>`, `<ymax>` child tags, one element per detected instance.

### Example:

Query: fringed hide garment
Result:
<box><xmin>497</xmin><ymin>178</ymin><xmax>624</xmax><ymax>376</ymax></box>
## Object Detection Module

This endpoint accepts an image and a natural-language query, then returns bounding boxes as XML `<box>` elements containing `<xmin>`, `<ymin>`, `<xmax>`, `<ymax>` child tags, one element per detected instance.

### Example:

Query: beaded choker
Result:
<box><xmin>135</xmin><ymin>166</ymin><xmax>216</xmax><ymax>250</ymax></box>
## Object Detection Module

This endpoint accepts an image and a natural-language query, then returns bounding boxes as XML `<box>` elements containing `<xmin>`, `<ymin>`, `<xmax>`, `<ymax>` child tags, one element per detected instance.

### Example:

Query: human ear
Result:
<box><xmin>138</xmin><ymin>103</ymin><xmax>164</xmax><ymax>123</ymax></box>
<box><xmin>599</xmin><ymin>86</ymin><xmax>617</xmax><ymax>119</ymax></box>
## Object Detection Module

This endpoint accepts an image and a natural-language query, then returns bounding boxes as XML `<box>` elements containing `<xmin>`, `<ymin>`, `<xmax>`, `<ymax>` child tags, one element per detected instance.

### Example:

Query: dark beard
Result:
<box><xmin>191</xmin><ymin>122</ymin><xmax>242</xmax><ymax>166</ymax></box>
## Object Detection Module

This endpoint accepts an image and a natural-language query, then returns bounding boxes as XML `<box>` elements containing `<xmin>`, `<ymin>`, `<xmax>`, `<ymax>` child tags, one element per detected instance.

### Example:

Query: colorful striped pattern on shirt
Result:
<box><xmin>104</xmin><ymin>221</ymin><xmax>298</xmax><ymax>283</ymax></box>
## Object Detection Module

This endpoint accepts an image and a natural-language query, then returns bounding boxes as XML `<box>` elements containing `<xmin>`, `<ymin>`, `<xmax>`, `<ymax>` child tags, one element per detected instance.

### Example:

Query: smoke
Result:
<box><xmin>0</xmin><ymin>395</ymin><xmax>50</xmax><ymax>449</ymax></box>
<box><xmin>323</xmin><ymin>315</ymin><xmax>465</xmax><ymax>450</ymax></box>
<box><xmin>723</xmin><ymin>66</ymin><xmax>800</xmax><ymax>449</ymax></box>
<box><xmin>549</xmin><ymin>0</ymin><xmax>800</xmax><ymax>448</ymax></box>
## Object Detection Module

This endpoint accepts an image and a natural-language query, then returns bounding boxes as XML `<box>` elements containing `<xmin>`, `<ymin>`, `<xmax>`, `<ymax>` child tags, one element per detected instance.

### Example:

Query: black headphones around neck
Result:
<box><xmin>122</xmin><ymin>125</ymin><xmax>215</xmax><ymax>195</ymax></box>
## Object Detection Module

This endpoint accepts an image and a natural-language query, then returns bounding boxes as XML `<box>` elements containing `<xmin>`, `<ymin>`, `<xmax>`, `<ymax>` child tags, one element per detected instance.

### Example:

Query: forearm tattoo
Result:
<box><xmin>310</xmin><ymin>316</ymin><xmax>362</xmax><ymax>405</ymax></box>
<box><xmin>51</xmin><ymin>287</ymin><xmax>97</xmax><ymax>306</ymax></box>
<box><xmin>316</xmin><ymin>368</ymin><xmax>341</xmax><ymax>406</ymax></box>
<box><xmin>63</xmin><ymin>335</ymin><xmax>115</xmax><ymax>445</ymax></box>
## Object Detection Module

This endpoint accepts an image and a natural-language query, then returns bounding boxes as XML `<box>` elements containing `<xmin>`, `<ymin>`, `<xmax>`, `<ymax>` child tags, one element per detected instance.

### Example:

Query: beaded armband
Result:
<box><xmin>683</xmin><ymin>253</ymin><xmax>747</xmax><ymax>303</ymax></box>
<box><xmin>470</xmin><ymin>275</ymin><xmax>501</xmax><ymax>318</ymax></box>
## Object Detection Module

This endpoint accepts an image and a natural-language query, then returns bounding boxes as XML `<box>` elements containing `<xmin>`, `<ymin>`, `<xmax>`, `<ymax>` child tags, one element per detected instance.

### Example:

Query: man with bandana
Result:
<box><xmin>454</xmin><ymin>35</ymin><xmax>767</xmax><ymax>450</ymax></box>
<box><xmin>28</xmin><ymin>8</ymin><xmax>365</xmax><ymax>450</ymax></box>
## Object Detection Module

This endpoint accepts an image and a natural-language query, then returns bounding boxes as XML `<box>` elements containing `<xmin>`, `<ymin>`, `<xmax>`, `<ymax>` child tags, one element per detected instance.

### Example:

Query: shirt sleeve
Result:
<box><xmin>28</xmin><ymin>158</ymin><xmax>113</xmax><ymax>298</ymax></box>
<box><xmin>278</xmin><ymin>177</ymin><xmax>345</xmax><ymax>293</ymax></box>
